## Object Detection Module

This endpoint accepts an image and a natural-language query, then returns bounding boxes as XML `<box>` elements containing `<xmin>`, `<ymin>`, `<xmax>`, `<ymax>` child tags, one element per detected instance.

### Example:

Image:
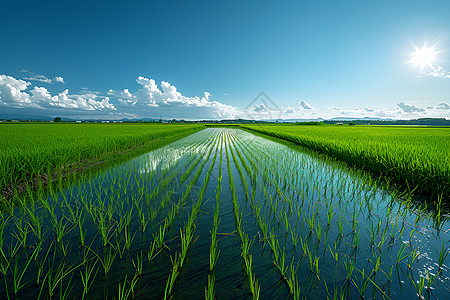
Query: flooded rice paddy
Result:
<box><xmin>1</xmin><ymin>128</ymin><xmax>449</xmax><ymax>299</ymax></box>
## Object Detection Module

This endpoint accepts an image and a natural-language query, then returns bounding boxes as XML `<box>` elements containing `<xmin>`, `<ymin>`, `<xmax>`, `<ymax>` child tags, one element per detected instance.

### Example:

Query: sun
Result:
<box><xmin>410</xmin><ymin>44</ymin><xmax>437</xmax><ymax>69</ymax></box>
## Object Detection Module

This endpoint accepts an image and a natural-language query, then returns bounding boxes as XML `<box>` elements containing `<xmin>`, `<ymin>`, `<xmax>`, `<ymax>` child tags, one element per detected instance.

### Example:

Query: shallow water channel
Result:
<box><xmin>1</xmin><ymin>128</ymin><xmax>449</xmax><ymax>299</ymax></box>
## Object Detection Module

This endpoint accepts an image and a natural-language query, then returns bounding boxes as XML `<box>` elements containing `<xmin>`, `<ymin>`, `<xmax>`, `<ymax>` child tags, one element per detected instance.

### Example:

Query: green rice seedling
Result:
<box><xmin>352</xmin><ymin>269</ymin><xmax>370</xmax><ymax>299</ymax></box>
<box><xmin>147</xmin><ymin>240</ymin><xmax>162</xmax><ymax>262</ymax></box>
<box><xmin>154</xmin><ymin>221</ymin><xmax>167</xmax><ymax>249</ymax></box>
<box><xmin>371</xmin><ymin>254</ymin><xmax>382</xmax><ymax>275</ymax></box>
<box><xmin>57</xmin><ymin>272</ymin><xmax>75</xmax><ymax>300</ymax></box>
<box><xmin>407</xmin><ymin>249</ymin><xmax>420</xmax><ymax>270</ymax></box>
<box><xmin>209</xmin><ymin>240</ymin><xmax>220</xmax><ymax>272</ymax></box>
<box><xmin>269</xmin><ymin>232</ymin><xmax>279</xmax><ymax>262</ymax></box>
<box><xmin>118</xmin><ymin>274</ymin><xmax>139</xmax><ymax>300</ymax></box>
<box><xmin>0</xmin><ymin>215</ymin><xmax>11</xmax><ymax>249</ymax></box>
<box><xmin>80</xmin><ymin>260</ymin><xmax>99</xmax><ymax>299</ymax></box>
<box><xmin>125</xmin><ymin>208</ymin><xmax>133</xmax><ymax>227</ymax></box>
<box><xmin>59</xmin><ymin>238</ymin><xmax>72</xmax><ymax>257</ymax></box>
<box><xmin>328</xmin><ymin>244</ymin><xmax>340</xmax><ymax>263</ymax></box>
<box><xmin>95</xmin><ymin>246</ymin><xmax>118</xmax><ymax>275</ymax></box>
<box><xmin>258</xmin><ymin>218</ymin><xmax>268</xmax><ymax>241</ymax></box>
<box><xmin>132</xmin><ymin>251</ymin><xmax>144</xmax><ymax>276</ymax></box>
<box><xmin>77</xmin><ymin>213</ymin><xmax>87</xmax><ymax>246</ymax></box>
<box><xmin>274</xmin><ymin>244</ymin><xmax>288</xmax><ymax>279</ymax></box>
<box><xmin>376</xmin><ymin>225</ymin><xmax>388</xmax><ymax>250</ymax></box>
<box><xmin>367</xmin><ymin>220</ymin><xmax>380</xmax><ymax>246</ymax></box>
<box><xmin>12</xmin><ymin>245</ymin><xmax>39</xmax><ymax>295</ymax></box>
<box><xmin>204</xmin><ymin>274</ymin><xmax>215</xmax><ymax>300</ymax></box>
<box><xmin>180</xmin><ymin>226</ymin><xmax>193</xmax><ymax>268</ymax></box>
<box><xmin>315</xmin><ymin>222</ymin><xmax>323</xmax><ymax>241</ymax></box>
<box><xmin>138</xmin><ymin>210</ymin><xmax>149</xmax><ymax>233</ymax></box>
<box><xmin>164</xmin><ymin>253</ymin><xmax>180</xmax><ymax>300</ymax></box>
<box><xmin>287</xmin><ymin>259</ymin><xmax>300</xmax><ymax>295</ymax></box>
<box><xmin>0</xmin><ymin>249</ymin><xmax>11</xmax><ymax>282</ymax></box>
<box><xmin>416</xmin><ymin>275</ymin><xmax>426</xmax><ymax>300</ymax></box>
<box><xmin>123</xmin><ymin>224</ymin><xmax>137</xmax><ymax>251</ymax></box>
<box><xmin>50</xmin><ymin>215</ymin><xmax>74</xmax><ymax>246</ymax></box>
<box><xmin>33</xmin><ymin>240</ymin><xmax>53</xmax><ymax>287</ymax></box>
<box><xmin>300</xmin><ymin>236</ymin><xmax>309</xmax><ymax>257</ymax></box>
<box><xmin>313</xmin><ymin>256</ymin><xmax>320</xmax><ymax>277</ymax></box>
<box><xmin>210</xmin><ymin>219</ymin><xmax>220</xmax><ymax>271</ymax></box>
<box><xmin>344</xmin><ymin>261</ymin><xmax>354</xmax><ymax>282</ymax></box>
<box><xmin>6</xmin><ymin>239</ymin><xmax>22</xmax><ymax>262</ymax></box>
<box><xmin>289</xmin><ymin>223</ymin><xmax>299</xmax><ymax>247</ymax></box>
<box><xmin>436</xmin><ymin>239</ymin><xmax>448</xmax><ymax>270</ymax></box>
<box><xmin>396</xmin><ymin>243</ymin><xmax>412</xmax><ymax>264</ymax></box>
<box><xmin>167</xmin><ymin>205</ymin><xmax>177</xmax><ymax>228</ymax></box>
<box><xmin>40</xmin><ymin>255</ymin><xmax>80</xmax><ymax>299</ymax></box>
<box><xmin>244</xmin><ymin>256</ymin><xmax>261</xmax><ymax>299</ymax></box>
<box><xmin>25</xmin><ymin>208</ymin><xmax>43</xmax><ymax>242</ymax></box>
<box><xmin>149</xmin><ymin>206</ymin><xmax>159</xmax><ymax>222</ymax></box>
<box><xmin>12</xmin><ymin>217</ymin><xmax>29</xmax><ymax>248</ymax></box>
<box><xmin>306</xmin><ymin>214</ymin><xmax>315</xmax><ymax>234</ymax></box>
<box><xmin>240</xmin><ymin>233</ymin><xmax>251</xmax><ymax>258</ymax></box>
<box><xmin>425</xmin><ymin>269</ymin><xmax>441</xmax><ymax>291</ymax></box>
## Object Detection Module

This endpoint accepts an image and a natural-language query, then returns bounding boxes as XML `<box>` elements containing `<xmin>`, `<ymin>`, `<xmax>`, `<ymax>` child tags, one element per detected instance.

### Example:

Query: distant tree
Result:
<box><xmin>53</xmin><ymin>117</ymin><xmax>62</xmax><ymax>122</ymax></box>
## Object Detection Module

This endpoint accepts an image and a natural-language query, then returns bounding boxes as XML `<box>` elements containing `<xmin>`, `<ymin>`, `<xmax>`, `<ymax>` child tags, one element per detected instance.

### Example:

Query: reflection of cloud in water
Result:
<box><xmin>139</xmin><ymin>145</ymin><xmax>201</xmax><ymax>173</ymax></box>
<box><xmin>140</xmin><ymin>148</ymin><xmax>182</xmax><ymax>173</ymax></box>
<box><xmin>135</xmin><ymin>128</ymin><xmax>213</xmax><ymax>174</ymax></box>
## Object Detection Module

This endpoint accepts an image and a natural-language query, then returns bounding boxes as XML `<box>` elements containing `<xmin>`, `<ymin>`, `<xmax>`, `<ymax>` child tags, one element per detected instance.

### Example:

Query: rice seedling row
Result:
<box><xmin>240</xmin><ymin>124</ymin><xmax>450</xmax><ymax>201</ymax></box>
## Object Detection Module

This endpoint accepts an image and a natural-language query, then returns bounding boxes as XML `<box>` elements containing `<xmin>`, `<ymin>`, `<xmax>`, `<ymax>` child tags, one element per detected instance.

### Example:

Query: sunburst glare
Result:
<box><xmin>409</xmin><ymin>44</ymin><xmax>438</xmax><ymax>69</ymax></box>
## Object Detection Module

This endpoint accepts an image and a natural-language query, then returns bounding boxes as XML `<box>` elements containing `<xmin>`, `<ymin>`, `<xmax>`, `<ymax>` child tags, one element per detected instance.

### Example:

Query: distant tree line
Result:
<box><xmin>322</xmin><ymin>118</ymin><xmax>450</xmax><ymax>126</ymax></box>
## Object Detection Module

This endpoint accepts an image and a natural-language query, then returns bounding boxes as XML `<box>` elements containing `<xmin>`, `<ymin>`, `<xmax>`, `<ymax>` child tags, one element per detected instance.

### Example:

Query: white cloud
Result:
<box><xmin>108</xmin><ymin>76</ymin><xmax>237</xmax><ymax>119</ymax></box>
<box><xmin>21</xmin><ymin>71</ymin><xmax>65</xmax><ymax>84</ymax></box>
<box><xmin>435</xmin><ymin>102</ymin><xmax>449</xmax><ymax>110</ymax></box>
<box><xmin>0</xmin><ymin>74</ymin><xmax>115</xmax><ymax>111</ymax></box>
<box><xmin>317</xmin><ymin>101</ymin><xmax>449</xmax><ymax>119</ymax></box>
<box><xmin>250</xmin><ymin>104</ymin><xmax>268</xmax><ymax>113</ymax></box>
<box><xmin>284</xmin><ymin>106</ymin><xmax>295</xmax><ymax>114</ymax></box>
<box><xmin>419</xmin><ymin>66</ymin><xmax>450</xmax><ymax>79</ymax></box>
<box><xmin>23</xmin><ymin>75</ymin><xmax>52</xmax><ymax>84</ymax></box>
<box><xmin>299</xmin><ymin>100</ymin><xmax>314</xmax><ymax>110</ymax></box>
<box><xmin>0</xmin><ymin>74</ymin><xmax>33</xmax><ymax>106</ymax></box>
<box><xmin>54</xmin><ymin>76</ymin><xmax>65</xmax><ymax>84</ymax></box>
<box><xmin>396</xmin><ymin>101</ymin><xmax>425</xmax><ymax>113</ymax></box>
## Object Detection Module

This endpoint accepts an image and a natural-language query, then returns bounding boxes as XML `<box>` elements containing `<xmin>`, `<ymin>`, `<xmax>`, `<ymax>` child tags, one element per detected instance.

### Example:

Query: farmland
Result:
<box><xmin>0</xmin><ymin>123</ymin><xmax>203</xmax><ymax>197</ymax></box>
<box><xmin>0</xmin><ymin>125</ymin><xmax>449</xmax><ymax>299</ymax></box>
<box><xmin>241</xmin><ymin>124</ymin><xmax>450</xmax><ymax>201</ymax></box>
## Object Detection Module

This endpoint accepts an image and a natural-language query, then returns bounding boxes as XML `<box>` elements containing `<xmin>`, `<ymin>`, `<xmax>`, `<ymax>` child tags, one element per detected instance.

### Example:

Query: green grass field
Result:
<box><xmin>0</xmin><ymin>123</ymin><xmax>204</xmax><ymax>193</ymax></box>
<box><xmin>241</xmin><ymin>124</ymin><xmax>450</xmax><ymax>200</ymax></box>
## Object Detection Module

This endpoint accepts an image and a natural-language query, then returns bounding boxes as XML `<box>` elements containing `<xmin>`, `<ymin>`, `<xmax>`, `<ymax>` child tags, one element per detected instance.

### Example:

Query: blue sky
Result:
<box><xmin>1</xmin><ymin>0</ymin><xmax>449</xmax><ymax>120</ymax></box>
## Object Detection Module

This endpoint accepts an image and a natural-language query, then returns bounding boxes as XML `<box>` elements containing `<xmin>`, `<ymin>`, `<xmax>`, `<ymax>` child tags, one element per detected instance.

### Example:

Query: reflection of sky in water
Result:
<box><xmin>228</xmin><ymin>128</ymin><xmax>450</xmax><ymax>296</ymax></box>
<box><xmin>137</xmin><ymin>131</ymin><xmax>209</xmax><ymax>173</ymax></box>
<box><xmin>139</xmin><ymin>148</ymin><xmax>184</xmax><ymax>173</ymax></box>
<box><xmin>79</xmin><ymin>127</ymin><xmax>450</xmax><ymax>298</ymax></box>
